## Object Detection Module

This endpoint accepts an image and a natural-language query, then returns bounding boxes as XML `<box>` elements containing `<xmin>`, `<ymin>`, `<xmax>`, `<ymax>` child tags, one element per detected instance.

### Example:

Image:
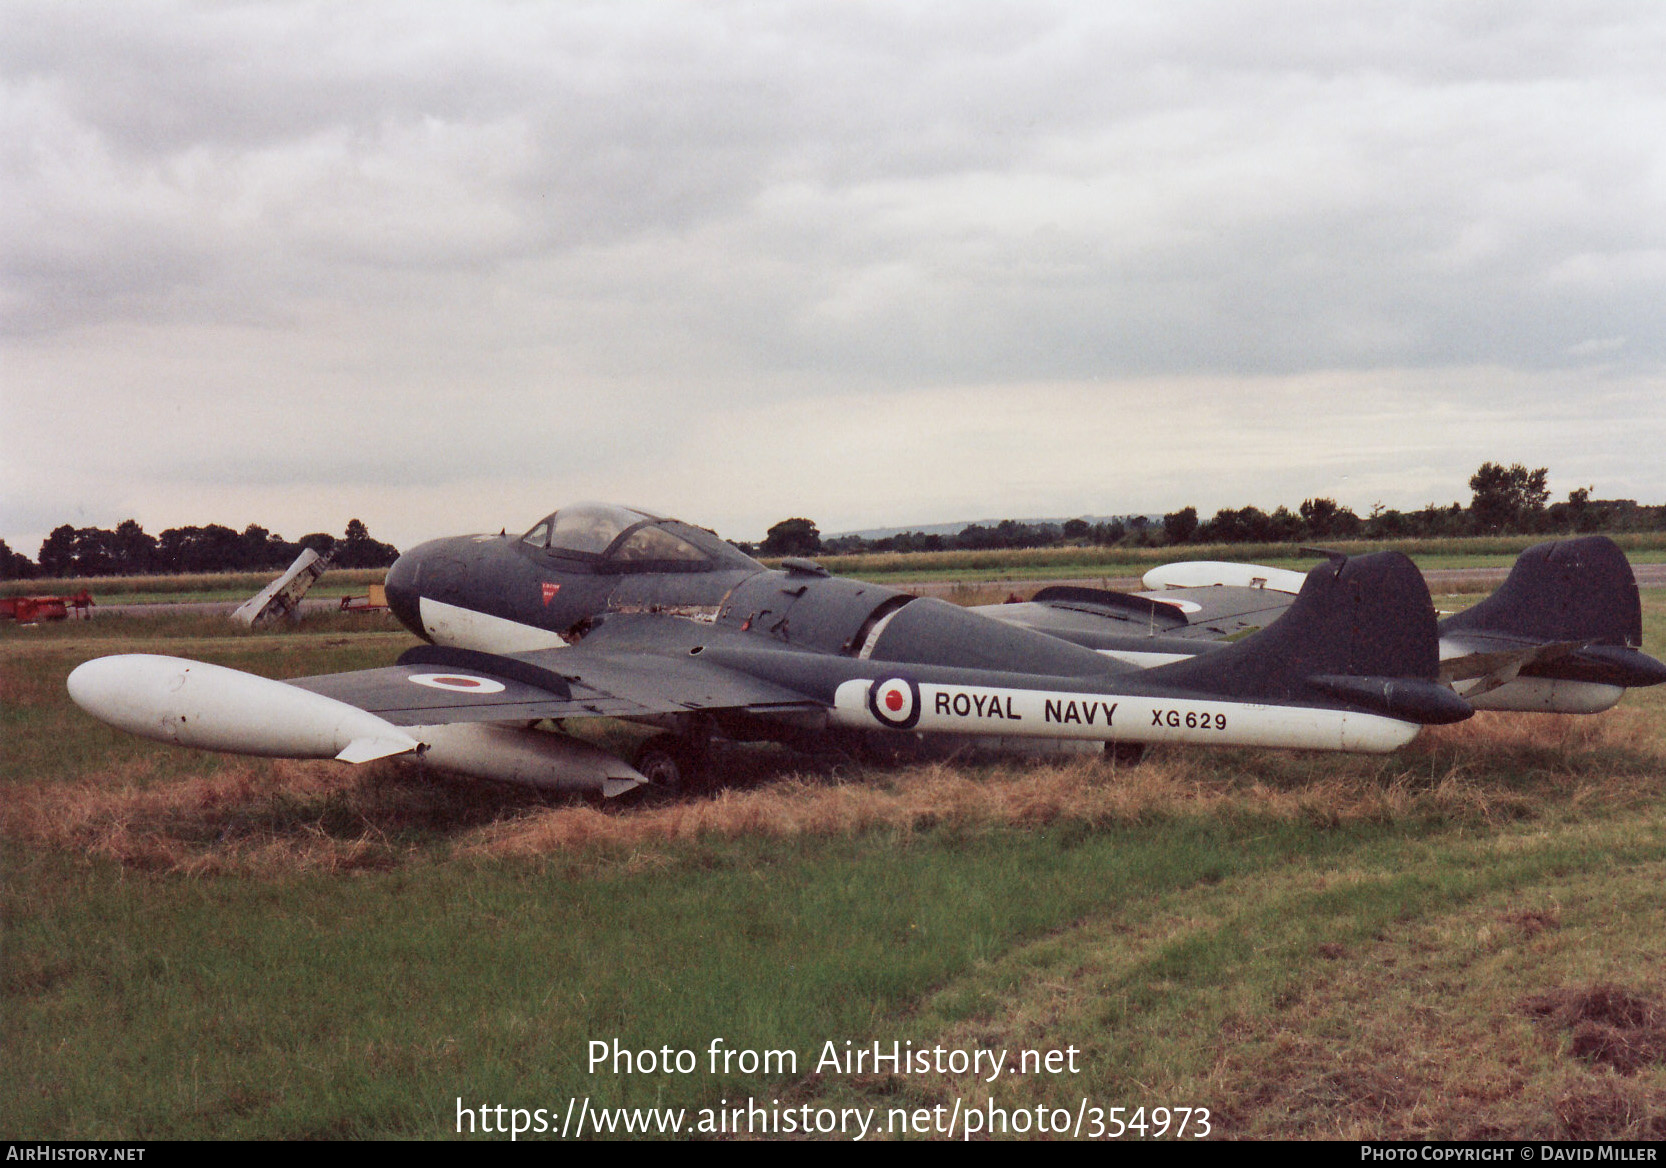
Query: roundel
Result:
<box><xmin>867</xmin><ymin>675</ymin><xmax>921</xmax><ymax>729</ymax></box>
<box><xmin>408</xmin><ymin>672</ymin><xmax>506</xmax><ymax>694</ymax></box>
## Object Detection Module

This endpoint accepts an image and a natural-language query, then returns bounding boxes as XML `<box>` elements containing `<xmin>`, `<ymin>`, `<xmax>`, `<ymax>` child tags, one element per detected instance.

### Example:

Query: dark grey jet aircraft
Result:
<box><xmin>68</xmin><ymin>504</ymin><xmax>1664</xmax><ymax>798</ymax></box>
<box><xmin>981</xmin><ymin>535</ymin><xmax>1666</xmax><ymax>716</ymax></box>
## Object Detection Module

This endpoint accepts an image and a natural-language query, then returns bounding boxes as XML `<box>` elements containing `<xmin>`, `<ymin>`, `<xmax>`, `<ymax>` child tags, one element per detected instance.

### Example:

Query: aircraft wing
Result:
<box><xmin>1127</xmin><ymin>584</ymin><xmax>1297</xmax><ymax>637</ymax></box>
<box><xmin>289</xmin><ymin>640</ymin><xmax>820</xmax><ymax>725</ymax></box>
<box><xmin>65</xmin><ymin>619</ymin><xmax>827</xmax><ymax>798</ymax></box>
<box><xmin>976</xmin><ymin>580</ymin><xmax>1299</xmax><ymax>650</ymax></box>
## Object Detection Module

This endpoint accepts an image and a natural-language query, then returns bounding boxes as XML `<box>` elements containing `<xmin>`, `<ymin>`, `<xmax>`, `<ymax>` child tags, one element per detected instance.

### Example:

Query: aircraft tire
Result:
<box><xmin>633</xmin><ymin>733</ymin><xmax>705</xmax><ymax>795</ymax></box>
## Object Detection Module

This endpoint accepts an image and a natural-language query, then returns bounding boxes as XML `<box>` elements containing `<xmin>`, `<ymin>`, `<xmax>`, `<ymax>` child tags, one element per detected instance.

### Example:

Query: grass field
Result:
<box><xmin>3</xmin><ymin>585</ymin><xmax>1665</xmax><ymax>1139</ymax></box>
<box><xmin>9</xmin><ymin>532</ymin><xmax>1666</xmax><ymax>603</ymax></box>
<box><xmin>0</xmin><ymin>568</ymin><xmax>388</xmax><ymax>606</ymax></box>
<box><xmin>791</xmin><ymin>532</ymin><xmax>1666</xmax><ymax>583</ymax></box>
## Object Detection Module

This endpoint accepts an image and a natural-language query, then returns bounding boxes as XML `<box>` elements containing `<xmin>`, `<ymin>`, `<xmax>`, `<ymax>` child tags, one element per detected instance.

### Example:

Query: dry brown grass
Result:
<box><xmin>465</xmin><ymin>755</ymin><xmax>1161</xmax><ymax>859</ymax></box>
<box><xmin>8</xmin><ymin>706</ymin><xmax>1659</xmax><ymax>877</ymax></box>
<box><xmin>1524</xmin><ymin>985</ymin><xmax>1666</xmax><ymax>1076</ymax></box>
<box><xmin>0</xmin><ymin>757</ymin><xmax>546</xmax><ymax>877</ymax></box>
<box><xmin>1550</xmin><ymin>1078</ymin><xmax>1666</xmax><ymax>1140</ymax></box>
<box><xmin>0</xmin><ymin>657</ymin><xmax>63</xmax><ymax>707</ymax></box>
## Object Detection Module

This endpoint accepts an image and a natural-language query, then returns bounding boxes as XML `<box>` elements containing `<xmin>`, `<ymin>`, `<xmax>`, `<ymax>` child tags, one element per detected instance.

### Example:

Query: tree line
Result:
<box><xmin>7</xmin><ymin>462</ymin><xmax>1652</xmax><ymax>579</ymax></box>
<box><xmin>0</xmin><ymin>519</ymin><xmax>399</xmax><ymax>581</ymax></box>
<box><xmin>750</xmin><ymin>463</ymin><xmax>1659</xmax><ymax>557</ymax></box>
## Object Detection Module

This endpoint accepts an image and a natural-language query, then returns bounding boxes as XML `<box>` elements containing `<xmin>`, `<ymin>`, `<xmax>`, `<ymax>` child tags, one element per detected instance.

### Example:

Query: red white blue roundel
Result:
<box><xmin>868</xmin><ymin>675</ymin><xmax>921</xmax><ymax>729</ymax></box>
<box><xmin>409</xmin><ymin>672</ymin><xmax>506</xmax><ymax>695</ymax></box>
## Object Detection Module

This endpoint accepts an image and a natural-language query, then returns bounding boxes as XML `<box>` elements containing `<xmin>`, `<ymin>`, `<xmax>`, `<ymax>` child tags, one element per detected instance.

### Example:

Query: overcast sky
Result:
<box><xmin>5</xmin><ymin>1</ymin><xmax>1665</xmax><ymax>554</ymax></box>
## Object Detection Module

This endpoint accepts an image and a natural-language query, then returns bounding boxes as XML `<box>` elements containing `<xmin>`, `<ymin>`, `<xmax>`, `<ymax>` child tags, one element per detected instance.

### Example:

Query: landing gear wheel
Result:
<box><xmin>633</xmin><ymin>733</ymin><xmax>706</xmax><ymax>795</ymax></box>
<box><xmin>1105</xmin><ymin>741</ymin><xmax>1146</xmax><ymax>766</ymax></box>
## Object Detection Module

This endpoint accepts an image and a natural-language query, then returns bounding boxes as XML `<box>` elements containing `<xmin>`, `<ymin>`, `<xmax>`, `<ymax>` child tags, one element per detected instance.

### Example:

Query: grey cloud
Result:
<box><xmin>11</xmin><ymin>1</ymin><xmax>1666</xmax><ymax>372</ymax></box>
<box><xmin>5</xmin><ymin>1</ymin><xmax>1666</xmax><ymax>552</ymax></box>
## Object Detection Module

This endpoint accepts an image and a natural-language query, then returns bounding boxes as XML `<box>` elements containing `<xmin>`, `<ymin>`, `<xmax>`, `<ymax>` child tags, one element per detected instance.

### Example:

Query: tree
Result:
<box><xmin>156</xmin><ymin>524</ymin><xmax>241</xmax><ymax>573</ymax></box>
<box><xmin>1299</xmin><ymin>498</ymin><xmax>1362</xmax><ymax>540</ymax></box>
<box><xmin>1566</xmin><ymin>486</ymin><xmax>1597</xmax><ymax>533</ymax></box>
<box><xmin>111</xmin><ymin>519</ymin><xmax>157</xmax><ymax>573</ymax></box>
<box><xmin>1469</xmin><ymin>462</ymin><xmax>1550</xmax><ymax>532</ymax></box>
<box><xmin>333</xmin><ymin>519</ymin><xmax>399</xmax><ymax>568</ymax></box>
<box><xmin>37</xmin><ymin>525</ymin><xmax>78</xmax><ymax>577</ymax></box>
<box><xmin>1089</xmin><ymin>520</ymin><xmax>1126</xmax><ymax>545</ymax></box>
<box><xmin>0</xmin><ymin>538</ymin><xmax>36</xmax><ymax>580</ymax></box>
<box><xmin>238</xmin><ymin>524</ymin><xmax>275</xmax><ymax>570</ymax></box>
<box><xmin>760</xmin><ymin>518</ymin><xmax>822</xmax><ymax>557</ymax></box>
<box><xmin>1364</xmin><ymin>503</ymin><xmax>1409</xmax><ymax>539</ymax></box>
<box><xmin>1163</xmin><ymin>506</ymin><xmax>1198</xmax><ymax>545</ymax></box>
<box><xmin>1201</xmin><ymin>506</ymin><xmax>1261</xmax><ymax>543</ymax></box>
<box><xmin>1200</xmin><ymin>505</ymin><xmax>1299</xmax><ymax>544</ymax></box>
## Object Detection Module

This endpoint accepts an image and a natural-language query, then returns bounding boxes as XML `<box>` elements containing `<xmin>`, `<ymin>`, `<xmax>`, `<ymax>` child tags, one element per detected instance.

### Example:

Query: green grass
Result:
<box><xmin>9</xmin><ymin>798</ymin><xmax>1666</xmax><ymax>1138</ymax></box>
<box><xmin>4</xmin><ymin>824</ymin><xmax>1302</xmax><ymax>1138</ymax></box>
<box><xmin>1</xmin><ymin>568</ymin><xmax>387</xmax><ymax>604</ymax></box>
<box><xmin>11</xmin><ymin>532</ymin><xmax>1666</xmax><ymax>601</ymax></box>
<box><xmin>0</xmin><ymin>614</ymin><xmax>413</xmax><ymax>789</ymax></box>
<box><xmin>769</xmin><ymin>532</ymin><xmax>1666</xmax><ymax>583</ymax></box>
<box><xmin>3</xmin><ymin>589</ymin><xmax>1665</xmax><ymax>1139</ymax></box>
<box><xmin>866</xmin><ymin>812</ymin><xmax>1666</xmax><ymax>1139</ymax></box>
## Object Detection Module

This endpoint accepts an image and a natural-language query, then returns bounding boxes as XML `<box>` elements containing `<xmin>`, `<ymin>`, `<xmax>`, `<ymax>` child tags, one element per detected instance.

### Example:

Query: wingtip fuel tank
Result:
<box><xmin>68</xmin><ymin>654</ymin><xmax>422</xmax><ymax>762</ymax></box>
<box><xmin>67</xmin><ymin>654</ymin><xmax>647</xmax><ymax>796</ymax></box>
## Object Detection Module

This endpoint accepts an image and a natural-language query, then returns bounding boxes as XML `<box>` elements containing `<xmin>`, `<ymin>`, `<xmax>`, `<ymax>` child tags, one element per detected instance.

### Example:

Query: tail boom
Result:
<box><xmin>830</xmin><ymin>678</ymin><xmax>1420</xmax><ymax>752</ymax></box>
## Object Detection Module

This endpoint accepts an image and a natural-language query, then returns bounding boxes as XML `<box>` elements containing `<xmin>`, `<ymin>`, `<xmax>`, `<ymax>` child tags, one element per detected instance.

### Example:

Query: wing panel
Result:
<box><xmin>1131</xmin><ymin>585</ymin><xmax>1298</xmax><ymax>636</ymax></box>
<box><xmin>978</xmin><ymin>583</ymin><xmax>1297</xmax><ymax>649</ymax></box>
<box><xmin>288</xmin><ymin>645</ymin><xmax>816</xmax><ymax>727</ymax></box>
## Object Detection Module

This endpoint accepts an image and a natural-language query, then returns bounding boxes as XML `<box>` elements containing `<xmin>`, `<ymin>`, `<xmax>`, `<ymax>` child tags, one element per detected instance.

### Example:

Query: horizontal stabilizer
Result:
<box><xmin>1307</xmin><ymin>674</ymin><xmax>1473</xmax><ymax>724</ymax></box>
<box><xmin>1439</xmin><ymin>640</ymin><xmax>1603</xmax><ymax>705</ymax></box>
<box><xmin>1555</xmin><ymin>643</ymin><xmax>1666</xmax><ymax>689</ymax></box>
<box><xmin>1440</xmin><ymin>640</ymin><xmax>1584</xmax><ymax>686</ymax></box>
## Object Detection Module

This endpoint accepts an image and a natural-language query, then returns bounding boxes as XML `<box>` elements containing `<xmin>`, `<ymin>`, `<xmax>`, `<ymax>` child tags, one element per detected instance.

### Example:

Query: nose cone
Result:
<box><xmin>384</xmin><ymin>545</ymin><xmax>430</xmax><ymax>639</ymax></box>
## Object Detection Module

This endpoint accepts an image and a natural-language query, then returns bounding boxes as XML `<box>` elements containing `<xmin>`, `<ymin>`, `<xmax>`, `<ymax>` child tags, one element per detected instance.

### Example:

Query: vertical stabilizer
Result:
<box><xmin>1145</xmin><ymin>551</ymin><xmax>1471</xmax><ymax>723</ymax></box>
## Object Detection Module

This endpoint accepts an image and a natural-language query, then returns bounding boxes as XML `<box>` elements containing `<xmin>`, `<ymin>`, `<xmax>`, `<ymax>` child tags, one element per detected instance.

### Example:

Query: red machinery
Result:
<box><xmin>1</xmin><ymin>590</ymin><xmax>93</xmax><ymax>622</ymax></box>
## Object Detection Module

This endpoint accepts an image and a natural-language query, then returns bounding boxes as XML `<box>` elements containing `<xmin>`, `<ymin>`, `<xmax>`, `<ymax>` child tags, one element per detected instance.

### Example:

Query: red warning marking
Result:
<box><xmin>541</xmin><ymin>582</ymin><xmax>560</xmax><ymax>605</ymax></box>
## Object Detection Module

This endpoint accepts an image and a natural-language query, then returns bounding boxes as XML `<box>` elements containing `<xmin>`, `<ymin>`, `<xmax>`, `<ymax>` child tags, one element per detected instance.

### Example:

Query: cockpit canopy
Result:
<box><xmin>519</xmin><ymin>502</ymin><xmax>758</xmax><ymax>572</ymax></box>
